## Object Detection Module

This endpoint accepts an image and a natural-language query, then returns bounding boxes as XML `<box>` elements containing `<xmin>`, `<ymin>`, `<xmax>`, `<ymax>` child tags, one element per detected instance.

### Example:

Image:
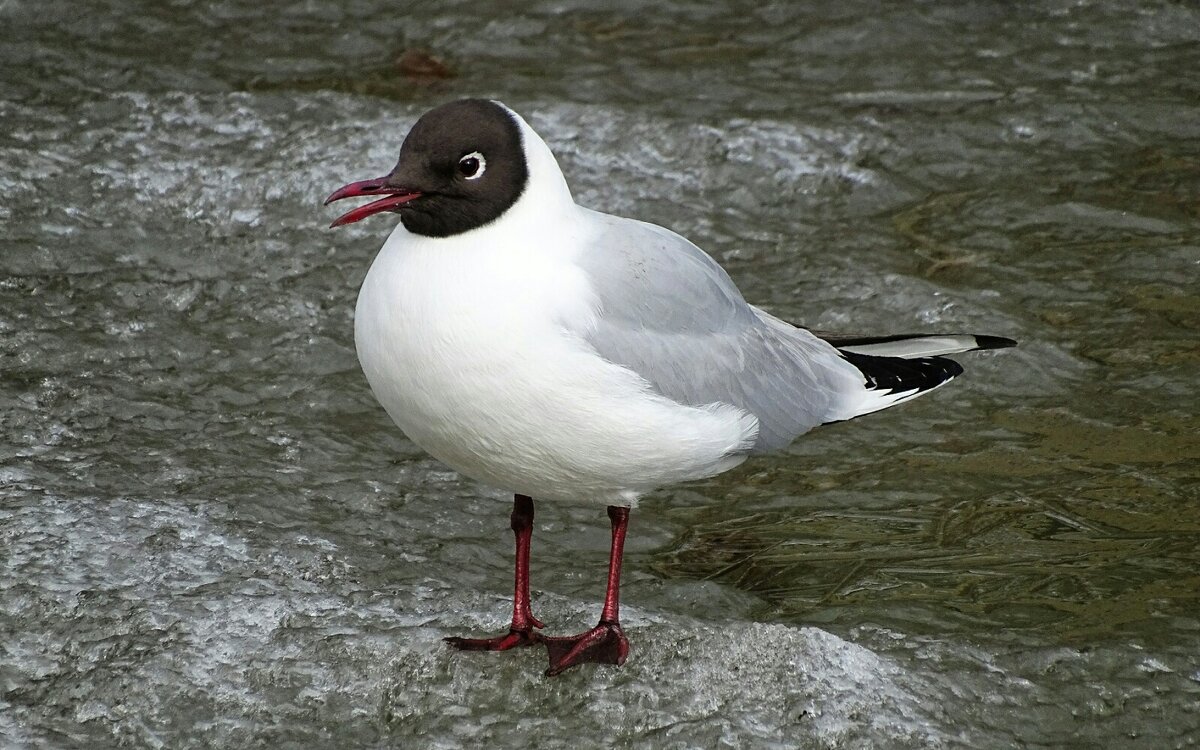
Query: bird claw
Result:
<box><xmin>444</xmin><ymin>626</ymin><xmax>542</xmax><ymax>652</ymax></box>
<box><xmin>542</xmin><ymin>621</ymin><xmax>629</xmax><ymax>676</ymax></box>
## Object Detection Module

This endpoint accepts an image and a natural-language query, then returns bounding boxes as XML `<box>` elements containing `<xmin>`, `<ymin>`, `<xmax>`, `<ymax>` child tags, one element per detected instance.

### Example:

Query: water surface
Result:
<box><xmin>2</xmin><ymin>1</ymin><xmax>1198</xmax><ymax>747</ymax></box>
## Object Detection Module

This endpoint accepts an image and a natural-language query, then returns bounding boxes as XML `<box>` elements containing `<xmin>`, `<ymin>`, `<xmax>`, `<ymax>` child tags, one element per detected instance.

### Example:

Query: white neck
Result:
<box><xmin>492</xmin><ymin>103</ymin><xmax>577</xmax><ymax>231</ymax></box>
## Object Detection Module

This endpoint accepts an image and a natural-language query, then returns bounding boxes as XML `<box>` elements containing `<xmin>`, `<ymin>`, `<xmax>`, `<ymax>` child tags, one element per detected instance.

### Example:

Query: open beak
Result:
<box><xmin>324</xmin><ymin>176</ymin><xmax>422</xmax><ymax>228</ymax></box>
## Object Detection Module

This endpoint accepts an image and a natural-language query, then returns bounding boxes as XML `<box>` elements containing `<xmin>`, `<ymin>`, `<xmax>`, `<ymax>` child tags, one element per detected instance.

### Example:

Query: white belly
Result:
<box><xmin>352</xmin><ymin>224</ymin><xmax>754</xmax><ymax>506</ymax></box>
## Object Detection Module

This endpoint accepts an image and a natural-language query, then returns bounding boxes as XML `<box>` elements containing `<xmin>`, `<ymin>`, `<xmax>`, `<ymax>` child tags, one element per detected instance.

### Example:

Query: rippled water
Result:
<box><xmin>2</xmin><ymin>1</ymin><xmax>1198</xmax><ymax>747</ymax></box>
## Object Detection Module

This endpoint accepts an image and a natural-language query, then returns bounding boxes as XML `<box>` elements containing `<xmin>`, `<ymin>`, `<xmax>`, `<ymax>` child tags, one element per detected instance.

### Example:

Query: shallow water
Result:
<box><xmin>2</xmin><ymin>0</ymin><xmax>1199</xmax><ymax>747</ymax></box>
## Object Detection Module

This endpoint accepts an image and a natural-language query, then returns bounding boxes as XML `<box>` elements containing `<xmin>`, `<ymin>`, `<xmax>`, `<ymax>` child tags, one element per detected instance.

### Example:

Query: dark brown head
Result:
<box><xmin>325</xmin><ymin>99</ymin><xmax>529</xmax><ymax>237</ymax></box>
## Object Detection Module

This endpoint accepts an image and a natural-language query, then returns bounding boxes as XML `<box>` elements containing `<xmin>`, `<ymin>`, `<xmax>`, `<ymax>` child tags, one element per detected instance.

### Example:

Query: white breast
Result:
<box><xmin>353</xmin><ymin>213</ymin><xmax>754</xmax><ymax>506</ymax></box>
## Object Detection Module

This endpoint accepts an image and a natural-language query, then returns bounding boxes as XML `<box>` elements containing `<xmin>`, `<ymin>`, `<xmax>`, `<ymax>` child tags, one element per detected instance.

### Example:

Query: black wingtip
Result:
<box><xmin>839</xmin><ymin>351</ymin><xmax>964</xmax><ymax>394</ymax></box>
<box><xmin>973</xmin><ymin>335</ymin><xmax>1018</xmax><ymax>350</ymax></box>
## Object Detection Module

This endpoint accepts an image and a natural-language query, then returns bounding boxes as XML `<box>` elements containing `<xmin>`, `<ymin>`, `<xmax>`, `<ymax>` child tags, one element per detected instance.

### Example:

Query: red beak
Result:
<box><xmin>324</xmin><ymin>176</ymin><xmax>422</xmax><ymax>228</ymax></box>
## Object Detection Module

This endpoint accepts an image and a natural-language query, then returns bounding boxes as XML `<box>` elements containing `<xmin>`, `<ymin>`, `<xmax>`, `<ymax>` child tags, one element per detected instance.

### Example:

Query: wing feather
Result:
<box><xmin>573</xmin><ymin>210</ymin><xmax>861</xmax><ymax>452</ymax></box>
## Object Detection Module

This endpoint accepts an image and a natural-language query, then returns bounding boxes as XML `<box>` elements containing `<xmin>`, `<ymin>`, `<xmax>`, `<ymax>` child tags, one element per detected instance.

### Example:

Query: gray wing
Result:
<box><xmin>574</xmin><ymin>210</ymin><xmax>862</xmax><ymax>452</ymax></box>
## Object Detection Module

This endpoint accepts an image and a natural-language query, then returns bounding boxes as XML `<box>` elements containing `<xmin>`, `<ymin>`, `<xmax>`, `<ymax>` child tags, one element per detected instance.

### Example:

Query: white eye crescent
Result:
<box><xmin>458</xmin><ymin>151</ymin><xmax>486</xmax><ymax>180</ymax></box>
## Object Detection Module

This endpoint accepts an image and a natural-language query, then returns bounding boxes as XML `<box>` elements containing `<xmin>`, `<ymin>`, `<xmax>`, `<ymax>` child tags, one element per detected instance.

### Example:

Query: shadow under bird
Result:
<box><xmin>325</xmin><ymin>99</ymin><xmax>1015</xmax><ymax>676</ymax></box>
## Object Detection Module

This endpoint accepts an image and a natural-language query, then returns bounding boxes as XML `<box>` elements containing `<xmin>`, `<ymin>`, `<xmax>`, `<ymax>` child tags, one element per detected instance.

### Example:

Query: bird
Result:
<box><xmin>324</xmin><ymin>98</ymin><xmax>1015</xmax><ymax>676</ymax></box>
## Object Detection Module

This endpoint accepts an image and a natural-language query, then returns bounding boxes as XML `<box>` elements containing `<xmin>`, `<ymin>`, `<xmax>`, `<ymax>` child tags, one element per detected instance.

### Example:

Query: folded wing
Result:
<box><xmin>573</xmin><ymin>210</ymin><xmax>1015</xmax><ymax>452</ymax></box>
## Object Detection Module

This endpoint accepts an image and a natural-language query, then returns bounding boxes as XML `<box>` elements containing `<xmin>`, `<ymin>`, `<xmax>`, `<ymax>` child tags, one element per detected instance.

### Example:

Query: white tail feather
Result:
<box><xmin>837</xmin><ymin>335</ymin><xmax>988</xmax><ymax>359</ymax></box>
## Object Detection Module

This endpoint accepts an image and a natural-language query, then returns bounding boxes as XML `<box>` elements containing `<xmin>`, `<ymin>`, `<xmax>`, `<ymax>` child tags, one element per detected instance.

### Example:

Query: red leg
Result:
<box><xmin>445</xmin><ymin>494</ymin><xmax>545</xmax><ymax>651</ymax></box>
<box><xmin>543</xmin><ymin>505</ymin><xmax>631</xmax><ymax>676</ymax></box>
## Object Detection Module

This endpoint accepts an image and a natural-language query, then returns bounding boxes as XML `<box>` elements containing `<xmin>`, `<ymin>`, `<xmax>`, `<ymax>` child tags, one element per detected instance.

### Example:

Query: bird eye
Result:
<box><xmin>458</xmin><ymin>151</ymin><xmax>486</xmax><ymax>180</ymax></box>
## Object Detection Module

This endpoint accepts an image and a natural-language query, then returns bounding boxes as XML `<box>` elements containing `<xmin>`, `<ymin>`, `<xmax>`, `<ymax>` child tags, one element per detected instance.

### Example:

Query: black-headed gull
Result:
<box><xmin>325</xmin><ymin>99</ymin><xmax>1015</xmax><ymax>676</ymax></box>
